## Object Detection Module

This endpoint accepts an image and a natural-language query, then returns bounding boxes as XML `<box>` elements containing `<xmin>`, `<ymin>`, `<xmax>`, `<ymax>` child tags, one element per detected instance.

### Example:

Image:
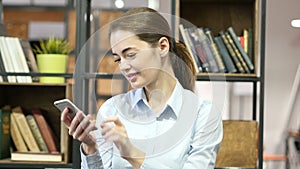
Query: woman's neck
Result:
<box><xmin>144</xmin><ymin>74</ymin><xmax>176</xmax><ymax>114</ymax></box>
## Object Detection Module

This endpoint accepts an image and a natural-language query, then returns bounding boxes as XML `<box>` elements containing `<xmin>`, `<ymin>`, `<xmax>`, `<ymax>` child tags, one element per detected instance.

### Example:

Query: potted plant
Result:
<box><xmin>33</xmin><ymin>37</ymin><xmax>71</xmax><ymax>84</ymax></box>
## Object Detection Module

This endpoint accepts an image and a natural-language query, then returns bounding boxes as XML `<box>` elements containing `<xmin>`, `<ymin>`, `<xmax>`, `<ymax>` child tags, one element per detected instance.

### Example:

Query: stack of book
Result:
<box><xmin>179</xmin><ymin>25</ymin><xmax>254</xmax><ymax>74</ymax></box>
<box><xmin>0</xmin><ymin>36</ymin><xmax>39</xmax><ymax>83</ymax></box>
<box><xmin>8</xmin><ymin>106</ymin><xmax>63</xmax><ymax>162</ymax></box>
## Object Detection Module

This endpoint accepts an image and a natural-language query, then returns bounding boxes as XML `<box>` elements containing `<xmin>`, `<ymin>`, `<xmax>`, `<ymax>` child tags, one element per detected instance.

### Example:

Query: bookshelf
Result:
<box><xmin>0</xmin><ymin>0</ymin><xmax>266</xmax><ymax>168</ymax></box>
<box><xmin>0</xmin><ymin>2</ymin><xmax>78</xmax><ymax>168</ymax></box>
<box><xmin>0</xmin><ymin>83</ymin><xmax>73</xmax><ymax>168</ymax></box>
<box><xmin>180</xmin><ymin>0</ymin><xmax>266</xmax><ymax>168</ymax></box>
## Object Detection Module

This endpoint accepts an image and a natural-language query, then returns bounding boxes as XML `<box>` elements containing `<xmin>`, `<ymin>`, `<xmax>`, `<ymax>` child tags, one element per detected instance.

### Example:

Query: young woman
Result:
<box><xmin>61</xmin><ymin>7</ymin><xmax>223</xmax><ymax>169</ymax></box>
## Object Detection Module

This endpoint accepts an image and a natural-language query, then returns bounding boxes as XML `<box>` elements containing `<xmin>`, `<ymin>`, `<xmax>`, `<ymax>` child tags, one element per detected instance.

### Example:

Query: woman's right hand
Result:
<box><xmin>61</xmin><ymin>107</ymin><xmax>97</xmax><ymax>154</ymax></box>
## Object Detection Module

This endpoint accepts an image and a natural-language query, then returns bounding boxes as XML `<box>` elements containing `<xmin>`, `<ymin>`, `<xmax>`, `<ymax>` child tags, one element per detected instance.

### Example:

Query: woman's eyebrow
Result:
<box><xmin>112</xmin><ymin>47</ymin><xmax>136</xmax><ymax>56</ymax></box>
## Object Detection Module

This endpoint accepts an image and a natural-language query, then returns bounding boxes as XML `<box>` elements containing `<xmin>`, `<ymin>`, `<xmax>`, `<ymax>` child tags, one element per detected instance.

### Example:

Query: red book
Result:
<box><xmin>31</xmin><ymin>109</ymin><xmax>58</xmax><ymax>153</ymax></box>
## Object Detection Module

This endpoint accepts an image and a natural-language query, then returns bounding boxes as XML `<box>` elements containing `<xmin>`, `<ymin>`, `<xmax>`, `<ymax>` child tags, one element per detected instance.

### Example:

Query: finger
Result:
<box><xmin>102</xmin><ymin>116</ymin><xmax>123</xmax><ymax>126</ymax></box>
<box><xmin>78</xmin><ymin>119</ymin><xmax>97</xmax><ymax>145</ymax></box>
<box><xmin>68</xmin><ymin>111</ymin><xmax>85</xmax><ymax>135</ymax></box>
<box><xmin>73</xmin><ymin>114</ymin><xmax>93</xmax><ymax>139</ymax></box>
<box><xmin>61</xmin><ymin>107</ymin><xmax>71</xmax><ymax>126</ymax></box>
<box><xmin>101</xmin><ymin>124</ymin><xmax>114</xmax><ymax>136</ymax></box>
<box><xmin>102</xmin><ymin>128</ymin><xmax>119</xmax><ymax>142</ymax></box>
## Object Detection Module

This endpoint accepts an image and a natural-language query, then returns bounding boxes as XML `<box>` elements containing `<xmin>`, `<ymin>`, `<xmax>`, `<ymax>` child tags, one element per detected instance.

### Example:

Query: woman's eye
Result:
<box><xmin>114</xmin><ymin>58</ymin><xmax>121</xmax><ymax>63</ymax></box>
<box><xmin>126</xmin><ymin>53</ymin><xmax>136</xmax><ymax>58</ymax></box>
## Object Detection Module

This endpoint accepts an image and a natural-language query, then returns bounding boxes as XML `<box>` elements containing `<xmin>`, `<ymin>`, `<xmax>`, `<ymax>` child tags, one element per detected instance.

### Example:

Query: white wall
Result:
<box><xmin>263</xmin><ymin>0</ymin><xmax>300</xmax><ymax>168</ymax></box>
<box><xmin>220</xmin><ymin>0</ymin><xmax>300</xmax><ymax>168</ymax></box>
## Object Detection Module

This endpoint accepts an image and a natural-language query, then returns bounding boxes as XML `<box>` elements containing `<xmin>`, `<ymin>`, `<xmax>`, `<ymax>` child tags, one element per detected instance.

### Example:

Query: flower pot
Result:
<box><xmin>36</xmin><ymin>54</ymin><xmax>68</xmax><ymax>84</ymax></box>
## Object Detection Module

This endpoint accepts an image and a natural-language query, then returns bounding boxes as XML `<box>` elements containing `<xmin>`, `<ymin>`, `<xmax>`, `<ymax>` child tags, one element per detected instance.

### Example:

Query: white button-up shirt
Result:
<box><xmin>81</xmin><ymin>81</ymin><xmax>223</xmax><ymax>169</ymax></box>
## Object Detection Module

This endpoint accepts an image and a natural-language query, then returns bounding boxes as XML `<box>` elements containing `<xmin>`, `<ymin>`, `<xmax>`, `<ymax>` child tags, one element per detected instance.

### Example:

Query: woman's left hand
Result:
<box><xmin>100</xmin><ymin>117</ymin><xmax>145</xmax><ymax>169</ymax></box>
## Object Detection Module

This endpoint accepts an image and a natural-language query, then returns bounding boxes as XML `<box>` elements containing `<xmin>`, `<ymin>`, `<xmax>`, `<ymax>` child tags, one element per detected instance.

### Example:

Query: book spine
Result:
<box><xmin>186</xmin><ymin>27</ymin><xmax>210</xmax><ymax>72</ymax></box>
<box><xmin>5</xmin><ymin>37</ymin><xmax>26</xmax><ymax>83</ymax></box>
<box><xmin>225</xmin><ymin>32</ymin><xmax>250</xmax><ymax>73</ymax></box>
<box><xmin>247</xmin><ymin>28</ymin><xmax>253</xmax><ymax>63</ymax></box>
<box><xmin>205</xmin><ymin>29</ymin><xmax>226</xmax><ymax>72</ymax></box>
<box><xmin>0</xmin><ymin>37</ymin><xmax>17</xmax><ymax>82</ymax></box>
<box><xmin>243</xmin><ymin>29</ymin><xmax>249</xmax><ymax>54</ymax></box>
<box><xmin>227</xmin><ymin>27</ymin><xmax>254</xmax><ymax>72</ymax></box>
<box><xmin>19</xmin><ymin>39</ymin><xmax>39</xmax><ymax>82</ymax></box>
<box><xmin>184</xmin><ymin>28</ymin><xmax>204</xmax><ymax>72</ymax></box>
<box><xmin>0</xmin><ymin>108</ymin><xmax>11</xmax><ymax>159</ymax></box>
<box><xmin>10</xmin><ymin>113</ymin><xmax>28</xmax><ymax>152</ymax></box>
<box><xmin>32</xmin><ymin>109</ymin><xmax>58</xmax><ymax>153</ymax></box>
<box><xmin>219</xmin><ymin>31</ymin><xmax>245</xmax><ymax>73</ymax></box>
<box><xmin>12</xmin><ymin>107</ymin><xmax>40</xmax><ymax>152</ymax></box>
<box><xmin>197</xmin><ymin>28</ymin><xmax>219</xmax><ymax>73</ymax></box>
<box><xmin>0</xmin><ymin>50</ymin><xmax>8</xmax><ymax>82</ymax></box>
<box><xmin>214</xmin><ymin>36</ymin><xmax>237</xmax><ymax>73</ymax></box>
<box><xmin>26</xmin><ymin>115</ymin><xmax>49</xmax><ymax>152</ymax></box>
<box><xmin>13</xmin><ymin>37</ymin><xmax>32</xmax><ymax>83</ymax></box>
<box><xmin>179</xmin><ymin>24</ymin><xmax>201</xmax><ymax>73</ymax></box>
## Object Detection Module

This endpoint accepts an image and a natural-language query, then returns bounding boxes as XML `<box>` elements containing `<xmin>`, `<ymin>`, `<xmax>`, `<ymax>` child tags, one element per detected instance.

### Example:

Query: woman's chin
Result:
<box><xmin>129</xmin><ymin>81</ymin><xmax>144</xmax><ymax>89</ymax></box>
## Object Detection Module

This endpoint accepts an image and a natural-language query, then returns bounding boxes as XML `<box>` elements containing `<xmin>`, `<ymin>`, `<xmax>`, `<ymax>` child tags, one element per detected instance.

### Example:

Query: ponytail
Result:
<box><xmin>171</xmin><ymin>41</ymin><xmax>197</xmax><ymax>92</ymax></box>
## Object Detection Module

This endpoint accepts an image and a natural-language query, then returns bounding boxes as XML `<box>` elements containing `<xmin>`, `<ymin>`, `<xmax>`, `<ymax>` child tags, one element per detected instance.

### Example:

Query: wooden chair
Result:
<box><xmin>215</xmin><ymin>120</ymin><xmax>258</xmax><ymax>168</ymax></box>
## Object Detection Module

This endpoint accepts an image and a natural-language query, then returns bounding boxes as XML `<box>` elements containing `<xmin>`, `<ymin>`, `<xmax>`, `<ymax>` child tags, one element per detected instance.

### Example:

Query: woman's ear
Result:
<box><xmin>158</xmin><ymin>37</ymin><xmax>170</xmax><ymax>57</ymax></box>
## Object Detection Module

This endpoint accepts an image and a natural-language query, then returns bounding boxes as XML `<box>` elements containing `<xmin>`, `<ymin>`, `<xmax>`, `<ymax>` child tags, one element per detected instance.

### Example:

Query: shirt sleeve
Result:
<box><xmin>182</xmin><ymin>100</ymin><xmax>223</xmax><ymax>169</ymax></box>
<box><xmin>80</xmin><ymin>99</ymin><xmax>116</xmax><ymax>169</ymax></box>
<box><xmin>80</xmin><ymin>144</ymin><xmax>103</xmax><ymax>169</ymax></box>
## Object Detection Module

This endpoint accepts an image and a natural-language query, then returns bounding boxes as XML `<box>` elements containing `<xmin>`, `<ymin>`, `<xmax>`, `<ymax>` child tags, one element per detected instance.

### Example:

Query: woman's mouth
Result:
<box><xmin>126</xmin><ymin>72</ymin><xmax>138</xmax><ymax>82</ymax></box>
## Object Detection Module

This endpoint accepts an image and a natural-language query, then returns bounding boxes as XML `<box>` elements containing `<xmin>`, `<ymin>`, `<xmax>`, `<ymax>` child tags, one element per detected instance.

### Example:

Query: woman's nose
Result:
<box><xmin>119</xmin><ymin>60</ymin><xmax>131</xmax><ymax>72</ymax></box>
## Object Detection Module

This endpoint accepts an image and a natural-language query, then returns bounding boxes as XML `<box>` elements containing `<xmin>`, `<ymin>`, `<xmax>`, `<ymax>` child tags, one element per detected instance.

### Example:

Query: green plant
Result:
<box><xmin>33</xmin><ymin>36</ymin><xmax>71</xmax><ymax>55</ymax></box>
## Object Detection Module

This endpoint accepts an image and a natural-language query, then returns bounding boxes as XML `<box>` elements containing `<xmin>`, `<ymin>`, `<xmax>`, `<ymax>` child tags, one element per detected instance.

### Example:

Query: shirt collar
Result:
<box><xmin>131</xmin><ymin>80</ymin><xmax>183</xmax><ymax>118</ymax></box>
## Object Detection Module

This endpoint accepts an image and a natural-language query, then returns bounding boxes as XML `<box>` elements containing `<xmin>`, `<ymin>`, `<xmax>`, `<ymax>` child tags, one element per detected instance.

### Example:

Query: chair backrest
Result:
<box><xmin>215</xmin><ymin>120</ymin><xmax>258</xmax><ymax>168</ymax></box>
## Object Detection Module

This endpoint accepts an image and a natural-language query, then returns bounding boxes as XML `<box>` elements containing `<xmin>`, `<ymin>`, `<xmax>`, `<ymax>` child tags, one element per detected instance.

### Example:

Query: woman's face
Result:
<box><xmin>110</xmin><ymin>30</ymin><xmax>162</xmax><ymax>89</ymax></box>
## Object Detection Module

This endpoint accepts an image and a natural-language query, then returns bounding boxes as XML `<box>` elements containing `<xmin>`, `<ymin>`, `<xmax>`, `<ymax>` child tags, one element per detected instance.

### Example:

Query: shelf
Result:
<box><xmin>196</xmin><ymin>73</ymin><xmax>260</xmax><ymax>82</ymax></box>
<box><xmin>0</xmin><ymin>83</ymin><xmax>73</xmax><ymax>168</ymax></box>
<box><xmin>0</xmin><ymin>161</ymin><xmax>72</xmax><ymax>169</ymax></box>
<box><xmin>0</xmin><ymin>72</ymin><xmax>259</xmax><ymax>80</ymax></box>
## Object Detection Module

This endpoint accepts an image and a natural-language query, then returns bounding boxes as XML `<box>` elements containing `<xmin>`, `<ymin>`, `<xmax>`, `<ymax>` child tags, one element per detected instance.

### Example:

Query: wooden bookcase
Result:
<box><xmin>179</xmin><ymin>0</ymin><xmax>266</xmax><ymax>168</ymax></box>
<box><xmin>180</xmin><ymin>0</ymin><xmax>259</xmax><ymax>76</ymax></box>
<box><xmin>0</xmin><ymin>83</ymin><xmax>73</xmax><ymax>168</ymax></box>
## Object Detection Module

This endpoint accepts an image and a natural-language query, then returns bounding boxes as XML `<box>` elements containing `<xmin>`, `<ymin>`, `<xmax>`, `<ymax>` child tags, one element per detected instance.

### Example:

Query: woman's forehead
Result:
<box><xmin>110</xmin><ymin>30</ymin><xmax>137</xmax><ymax>46</ymax></box>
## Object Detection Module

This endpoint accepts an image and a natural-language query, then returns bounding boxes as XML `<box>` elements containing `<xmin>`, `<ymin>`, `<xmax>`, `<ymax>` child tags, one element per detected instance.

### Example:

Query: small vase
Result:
<box><xmin>37</xmin><ymin>54</ymin><xmax>68</xmax><ymax>84</ymax></box>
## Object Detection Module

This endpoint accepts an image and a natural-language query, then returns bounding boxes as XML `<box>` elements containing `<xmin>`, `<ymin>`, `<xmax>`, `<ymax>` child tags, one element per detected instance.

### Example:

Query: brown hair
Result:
<box><xmin>109</xmin><ymin>7</ymin><xmax>196</xmax><ymax>91</ymax></box>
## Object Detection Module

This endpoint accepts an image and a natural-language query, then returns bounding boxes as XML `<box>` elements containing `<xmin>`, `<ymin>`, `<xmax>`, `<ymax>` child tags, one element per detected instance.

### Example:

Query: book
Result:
<box><xmin>32</xmin><ymin>108</ymin><xmax>59</xmax><ymax>153</ymax></box>
<box><xmin>219</xmin><ymin>31</ymin><xmax>245</xmax><ymax>73</ymax></box>
<box><xmin>8</xmin><ymin>37</ymin><xmax>32</xmax><ymax>82</ymax></box>
<box><xmin>214</xmin><ymin>36</ymin><xmax>237</xmax><ymax>73</ymax></box>
<box><xmin>247</xmin><ymin>28</ymin><xmax>253</xmax><ymax>63</ymax></box>
<box><xmin>197</xmin><ymin>28</ymin><xmax>219</xmax><ymax>73</ymax></box>
<box><xmin>0</xmin><ymin>106</ymin><xmax>11</xmax><ymax>159</ymax></box>
<box><xmin>11</xmin><ymin>152</ymin><xmax>63</xmax><ymax>162</ymax></box>
<box><xmin>204</xmin><ymin>28</ymin><xmax>226</xmax><ymax>72</ymax></box>
<box><xmin>4</xmin><ymin>37</ymin><xmax>27</xmax><ymax>83</ymax></box>
<box><xmin>10</xmin><ymin>111</ymin><xmax>28</xmax><ymax>152</ymax></box>
<box><xmin>12</xmin><ymin>37</ymin><xmax>32</xmax><ymax>82</ymax></box>
<box><xmin>0</xmin><ymin>49</ymin><xmax>8</xmax><ymax>82</ymax></box>
<box><xmin>11</xmin><ymin>107</ymin><xmax>40</xmax><ymax>152</ymax></box>
<box><xmin>0</xmin><ymin>36</ymin><xmax>17</xmax><ymax>82</ymax></box>
<box><xmin>243</xmin><ymin>29</ymin><xmax>249</xmax><ymax>54</ymax></box>
<box><xmin>19</xmin><ymin>39</ymin><xmax>39</xmax><ymax>82</ymax></box>
<box><xmin>26</xmin><ymin>115</ymin><xmax>49</xmax><ymax>152</ymax></box>
<box><xmin>225</xmin><ymin>31</ymin><xmax>250</xmax><ymax>73</ymax></box>
<box><xmin>179</xmin><ymin>24</ymin><xmax>201</xmax><ymax>73</ymax></box>
<box><xmin>239</xmin><ymin>36</ymin><xmax>244</xmax><ymax>49</ymax></box>
<box><xmin>185</xmin><ymin>27</ymin><xmax>209</xmax><ymax>72</ymax></box>
<box><xmin>227</xmin><ymin>27</ymin><xmax>254</xmax><ymax>72</ymax></box>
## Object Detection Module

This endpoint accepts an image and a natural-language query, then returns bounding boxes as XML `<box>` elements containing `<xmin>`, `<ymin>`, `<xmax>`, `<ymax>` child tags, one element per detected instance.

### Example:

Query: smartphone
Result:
<box><xmin>54</xmin><ymin>99</ymin><xmax>80</xmax><ymax>120</ymax></box>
